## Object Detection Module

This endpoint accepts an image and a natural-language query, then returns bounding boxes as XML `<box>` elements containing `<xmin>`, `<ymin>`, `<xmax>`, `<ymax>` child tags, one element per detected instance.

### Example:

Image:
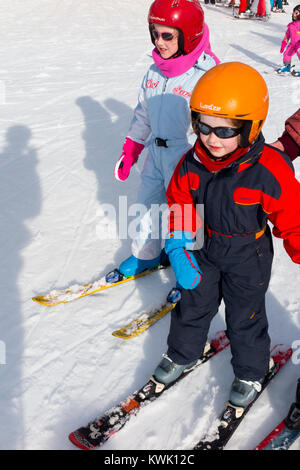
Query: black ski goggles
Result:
<box><xmin>197</xmin><ymin>121</ymin><xmax>242</xmax><ymax>139</ymax></box>
<box><xmin>151</xmin><ymin>30</ymin><xmax>177</xmax><ymax>41</ymax></box>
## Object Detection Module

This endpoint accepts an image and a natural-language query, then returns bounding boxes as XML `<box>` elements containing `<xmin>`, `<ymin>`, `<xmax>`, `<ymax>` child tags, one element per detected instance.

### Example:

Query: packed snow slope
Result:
<box><xmin>0</xmin><ymin>0</ymin><xmax>299</xmax><ymax>451</ymax></box>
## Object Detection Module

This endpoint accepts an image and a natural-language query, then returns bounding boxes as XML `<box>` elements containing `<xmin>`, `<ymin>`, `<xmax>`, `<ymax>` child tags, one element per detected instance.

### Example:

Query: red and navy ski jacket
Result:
<box><xmin>166</xmin><ymin>133</ymin><xmax>300</xmax><ymax>264</ymax></box>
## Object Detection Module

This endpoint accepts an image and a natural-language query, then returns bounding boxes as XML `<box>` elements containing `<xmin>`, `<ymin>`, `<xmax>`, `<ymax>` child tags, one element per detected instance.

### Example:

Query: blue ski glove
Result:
<box><xmin>165</xmin><ymin>231</ymin><xmax>203</xmax><ymax>290</ymax></box>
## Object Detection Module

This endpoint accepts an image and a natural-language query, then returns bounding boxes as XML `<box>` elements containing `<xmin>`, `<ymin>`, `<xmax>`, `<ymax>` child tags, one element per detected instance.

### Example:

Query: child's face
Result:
<box><xmin>152</xmin><ymin>24</ymin><xmax>179</xmax><ymax>59</ymax></box>
<box><xmin>292</xmin><ymin>9</ymin><xmax>300</xmax><ymax>21</ymax></box>
<box><xmin>199</xmin><ymin>115</ymin><xmax>241</xmax><ymax>158</ymax></box>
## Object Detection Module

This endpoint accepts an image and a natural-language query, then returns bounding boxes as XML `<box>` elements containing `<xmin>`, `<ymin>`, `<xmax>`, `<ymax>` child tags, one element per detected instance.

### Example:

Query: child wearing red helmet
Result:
<box><xmin>109</xmin><ymin>0</ymin><xmax>219</xmax><ymax>284</ymax></box>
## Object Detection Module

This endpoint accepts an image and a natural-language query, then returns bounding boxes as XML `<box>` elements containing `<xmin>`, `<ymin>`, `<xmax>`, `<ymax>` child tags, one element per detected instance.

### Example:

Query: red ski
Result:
<box><xmin>69</xmin><ymin>331</ymin><xmax>230</xmax><ymax>450</ymax></box>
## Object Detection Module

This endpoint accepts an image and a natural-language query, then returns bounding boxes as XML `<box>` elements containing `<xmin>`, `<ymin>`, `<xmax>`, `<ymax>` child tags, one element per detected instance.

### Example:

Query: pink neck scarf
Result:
<box><xmin>152</xmin><ymin>24</ymin><xmax>220</xmax><ymax>78</ymax></box>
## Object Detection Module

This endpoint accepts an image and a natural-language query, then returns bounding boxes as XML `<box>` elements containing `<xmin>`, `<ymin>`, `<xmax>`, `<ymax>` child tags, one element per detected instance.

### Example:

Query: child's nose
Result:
<box><xmin>156</xmin><ymin>36</ymin><xmax>165</xmax><ymax>45</ymax></box>
<box><xmin>207</xmin><ymin>131</ymin><xmax>218</xmax><ymax>143</ymax></box>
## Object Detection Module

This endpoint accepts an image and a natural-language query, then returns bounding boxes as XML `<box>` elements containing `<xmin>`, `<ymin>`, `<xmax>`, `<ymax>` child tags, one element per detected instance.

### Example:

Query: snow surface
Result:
<box><xmin>0</xmin><ymin>0</ymin><xmax>299</xmax><ymax>451</ymax></box>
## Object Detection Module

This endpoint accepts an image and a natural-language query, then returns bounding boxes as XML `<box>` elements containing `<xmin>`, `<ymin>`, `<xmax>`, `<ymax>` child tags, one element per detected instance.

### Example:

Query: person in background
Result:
<box><xmin>277</xmin><ymin>5</ymin><xmax>300</xmax><ymax>75</ymax></box>
<box><xmin>236</xmin><ymin>0</ymin><xmax>271</xmax><ymax>19</ymax></box>
<box><xmin>270</xmin><ymin>108</ymin><xmax>300</xmax><ymax>160</ymax></box>
<box><xmin>271</xmin><ymin>0</ymin><xmax>285</xmax><ymax>13</ymax></box>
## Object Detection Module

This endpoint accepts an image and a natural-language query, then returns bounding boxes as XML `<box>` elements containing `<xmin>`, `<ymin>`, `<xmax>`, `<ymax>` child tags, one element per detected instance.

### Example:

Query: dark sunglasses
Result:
<box><xmin>197</xmin><ymin>121</ymin><xmax>242</xmax><ymax>139</ymax></box>
<box><xmin>151</xmin><ymin>30</ymin><xmax>176</xmax><ymax>41</ymax></box>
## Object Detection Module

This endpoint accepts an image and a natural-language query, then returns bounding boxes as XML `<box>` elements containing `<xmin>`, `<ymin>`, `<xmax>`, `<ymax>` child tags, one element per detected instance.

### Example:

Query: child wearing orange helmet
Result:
<box><xmin>151</xmin><ymin>62</ymin><xmax>300</xmax><ymax>409</ymax></box>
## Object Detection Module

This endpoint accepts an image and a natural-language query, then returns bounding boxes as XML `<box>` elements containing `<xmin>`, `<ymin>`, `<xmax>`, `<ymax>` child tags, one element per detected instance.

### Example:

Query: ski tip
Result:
<box><xmin>32</xmin><ymin>296</ymin><xmax>58</xmax><ymax>306</ymax></box>
<box><xmin>271</xmin><ymin>344</ymin><xmax>293</xmax><ymax>365</ymax></box>
<box><xmin>254</xmin><ymin>420</ymin><xmax>286</xmax><ymax>450</ymax></box>
<box><xmin>210</xmin><ymin>330</ymin><xmax>230</xmax><ymax>352</ymax></box>
<box><xmin>112</xmin><ymin>328</ymin><xmax>139</xmax><ymax>339</ymax></box>
<box><xmin>69</xmin><ymin>431</ymin><xmax>94</xmax><ymax>450</ymax></box>
<box><xmin>112</xmin><ymin>303</ymin><xmax>175</xmax><ymax>339</ymax></box>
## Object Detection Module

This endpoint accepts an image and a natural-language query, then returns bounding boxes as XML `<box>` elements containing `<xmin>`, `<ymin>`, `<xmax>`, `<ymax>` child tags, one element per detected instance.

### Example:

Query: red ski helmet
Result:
<box><xmin>148</xmin><ymin>0</ymin><xmax>205</xmax><ymax>54</ymax></box>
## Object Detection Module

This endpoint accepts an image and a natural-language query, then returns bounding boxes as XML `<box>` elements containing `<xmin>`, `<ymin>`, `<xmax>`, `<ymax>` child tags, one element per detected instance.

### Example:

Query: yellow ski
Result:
<box><xmin>112</xmin><ymin>301</ymin><xmax>176</xmax><ymax>339</ymax></box>
<box><xmin>32</xmin><ymin>265</ymin><xmax>169</xmax><ymax>307</ymax></box>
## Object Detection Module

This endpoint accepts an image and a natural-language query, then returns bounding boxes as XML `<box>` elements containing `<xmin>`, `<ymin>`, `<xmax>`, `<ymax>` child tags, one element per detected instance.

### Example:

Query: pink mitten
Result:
<box><xmin>280</xmin><ymin>40</ymin><xmax>287</xmax><ymax>53</ymax></box>
<box><xmin>114</xmin><ymin>137</ymin><xmax>144</xmax><ymax>181</ymax></box>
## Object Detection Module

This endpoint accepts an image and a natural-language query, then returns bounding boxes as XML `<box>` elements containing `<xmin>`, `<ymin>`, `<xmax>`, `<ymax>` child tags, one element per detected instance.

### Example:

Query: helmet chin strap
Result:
<box><xmin>168</xmin><ymin>49</ymin><xmax>185</xmax><ymax>59</ymax></box>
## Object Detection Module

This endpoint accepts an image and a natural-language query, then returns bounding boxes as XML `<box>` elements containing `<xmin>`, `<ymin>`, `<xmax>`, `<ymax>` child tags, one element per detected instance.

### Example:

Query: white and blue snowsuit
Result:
<box><xmin>127</xmin><ymin>53</ymin><xmax>217</xmax><ymax>260</ymax></box>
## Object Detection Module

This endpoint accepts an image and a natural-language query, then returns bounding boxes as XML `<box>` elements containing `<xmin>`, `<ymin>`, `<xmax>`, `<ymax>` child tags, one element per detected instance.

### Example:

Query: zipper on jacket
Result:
<box><xmin>162</xmin><ymin>77</ymin><xmax>169</xmax><ymax>93</ymax></box>
<box><xmin>157</xmin><ymin>78</ymin><xmax>169</xmax><ymax>136</ymax></box>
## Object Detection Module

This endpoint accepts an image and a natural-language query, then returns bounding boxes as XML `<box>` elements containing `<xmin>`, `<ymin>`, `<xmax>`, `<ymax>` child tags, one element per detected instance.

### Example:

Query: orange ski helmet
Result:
<box><xmin>148</xmin><ymin>0</ymin><xmax>204</xmax><ymax>54</ymax></box>
<box><xmin>190</xmin><ymin>62</ymin><xmax>269</xmax><ymax>147</ymax></box>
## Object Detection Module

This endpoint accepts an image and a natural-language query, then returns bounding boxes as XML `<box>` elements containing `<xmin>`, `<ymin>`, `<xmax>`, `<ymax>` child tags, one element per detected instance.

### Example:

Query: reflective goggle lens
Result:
<box><xmin>197</xmin><ymin>122</ymin><xmax>242</xmax><ymax>139</ymax></box>
<box><xmin>152</xmin><ymin>30</ymin><xmax>175</xmax><ymax>41</ymax></box>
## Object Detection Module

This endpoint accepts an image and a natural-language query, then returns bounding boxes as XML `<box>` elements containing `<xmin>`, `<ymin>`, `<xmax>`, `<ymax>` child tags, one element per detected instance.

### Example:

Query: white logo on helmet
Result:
<box><xmin>149</xmin><ymin>16</ymin><xmax>166</xmax><ymax>21</ymax></box>
<box><xmin>200</xmin><ymin>103</ymin><xmax>221</xmax><ymax>112</ymax></box>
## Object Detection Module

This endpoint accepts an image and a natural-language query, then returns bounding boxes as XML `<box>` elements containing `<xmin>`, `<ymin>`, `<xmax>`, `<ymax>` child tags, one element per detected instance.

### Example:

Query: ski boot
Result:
<box><xmin>153</xmin><ymin>354</ymin><xmax>198</xmax><ymax>385</ymax></box>
<box><xmin>285</xmin><ymin>378</ymin><xmax>300</xmax><ymax>430</ymax></box>
<box><xmin>291</xmin><ymin>68</ymin><xmax>300</xmax><ymax>77</ymax></box>
<box><xmin>118</xmin><ymin>254</ymin><xmax>161</xmax><ymax>277</ymax></box>
<box><xmin>276</xmin><ymin>64</ymin><xmax>291</xmax><ymax>74</ymax></box>
<box><xmin>106</xmin><ymin>249</ymin><xmax>169</xmax><ymax>283</ymax></box>
<box><xmin>285</xmin><ymin>402</ymin><xmax>300</xmax><ymax>430</ymax></box>
<box><xmin>229</xmin><ymin>377</ymin><xmax>263</xmax><ymax>408</ymax></box>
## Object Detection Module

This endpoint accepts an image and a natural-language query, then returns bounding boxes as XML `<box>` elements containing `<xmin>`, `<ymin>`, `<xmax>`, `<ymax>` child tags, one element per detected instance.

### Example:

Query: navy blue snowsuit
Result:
<box><xmin>166</xmin><ymin>134</ymin><xmax>300</xmax><ymax>381</ymax></box>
